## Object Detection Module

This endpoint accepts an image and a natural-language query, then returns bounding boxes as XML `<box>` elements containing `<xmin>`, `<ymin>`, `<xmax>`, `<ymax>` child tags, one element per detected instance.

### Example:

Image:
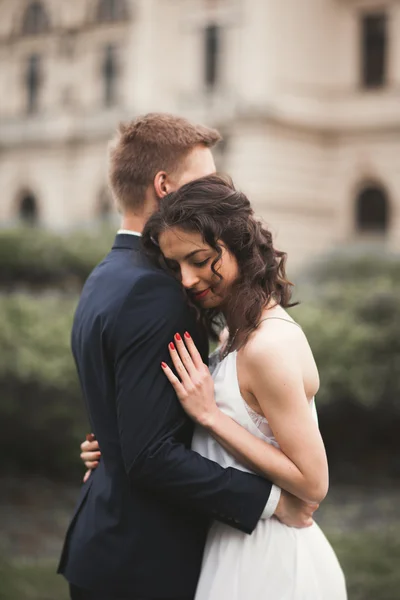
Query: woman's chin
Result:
<box><xmin>198</xmin><ymin>294</ymin><xmax>223</xmax><ymax>310</ymax></box>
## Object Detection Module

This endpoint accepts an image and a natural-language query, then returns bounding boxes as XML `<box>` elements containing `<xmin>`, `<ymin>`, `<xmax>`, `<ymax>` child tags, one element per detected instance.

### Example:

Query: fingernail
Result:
<box><xmin>161</xmin><ymin>362</ymin><xmax>167</xmax><ymax>368</ymax></box>
<box><xmin>175</xmin><ymin>333</ymin><xmax>181</xmax><ymax>341</ymax></box>
<box><xmin>169</xmin><ymin>342</ymin><xmax>175</xmax><ymax>351</ymax></box>
<box><xmin>86</xmin><ymin>433</ymin><xmax>94</xmax><ymax>442</ymax></box>
<box><xmin>96</xmin><ymin>452</ymin><xmax>101</xmax><ymax>457</ymax></box>
<box><xmin>184</xmin><ymin>331</ymin><xmax>191</xmax><ymax>339</ymax></box>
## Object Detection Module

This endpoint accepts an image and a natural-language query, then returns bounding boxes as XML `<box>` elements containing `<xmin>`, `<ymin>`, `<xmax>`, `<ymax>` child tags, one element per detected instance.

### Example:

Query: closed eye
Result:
<box><xmin>193</xmin><ymin>258</ymin><xmax>210</xmax><ymax>268</ymax></box>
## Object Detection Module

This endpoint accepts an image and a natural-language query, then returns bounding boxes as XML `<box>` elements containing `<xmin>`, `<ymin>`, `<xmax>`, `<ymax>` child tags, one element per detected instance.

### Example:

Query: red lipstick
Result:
<box><xmin>193</xmin><ymin>288</ymin><xmax>210</xmax><ymax>300</ymax></box>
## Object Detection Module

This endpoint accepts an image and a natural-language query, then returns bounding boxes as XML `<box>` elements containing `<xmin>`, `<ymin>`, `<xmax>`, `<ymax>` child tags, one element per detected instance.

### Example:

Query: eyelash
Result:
<box><xmin>193</xmin><ymin>258</ymin><xmax>210</xmax><ymax>268</ymax></box>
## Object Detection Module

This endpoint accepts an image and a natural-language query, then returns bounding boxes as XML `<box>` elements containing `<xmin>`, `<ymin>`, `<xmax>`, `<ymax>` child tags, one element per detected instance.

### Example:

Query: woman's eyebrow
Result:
<box><xmin>185</xmin><ymin>249</ymin><xmax>208</xmax><ymax>259</ymax></box>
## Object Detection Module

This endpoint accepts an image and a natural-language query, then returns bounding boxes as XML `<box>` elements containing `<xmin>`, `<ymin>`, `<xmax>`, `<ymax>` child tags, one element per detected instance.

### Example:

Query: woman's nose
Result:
<box><xmin>181</xmin><ymin>267</ymin><xmax>200</xmax><ymax>289</ymax></box>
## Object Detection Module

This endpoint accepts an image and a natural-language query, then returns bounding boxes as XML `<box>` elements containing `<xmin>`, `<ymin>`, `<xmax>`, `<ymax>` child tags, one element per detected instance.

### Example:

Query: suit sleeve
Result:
<box><xmin>110</xmin><ymin>272</ymin><xmax>272</xmax><ymax>534</ymax></box>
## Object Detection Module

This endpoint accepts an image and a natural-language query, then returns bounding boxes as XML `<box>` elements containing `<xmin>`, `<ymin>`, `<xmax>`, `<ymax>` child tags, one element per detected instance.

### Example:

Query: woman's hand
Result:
<box><xmin>80</xmin><ymin>433</ymin><xmax>101</xmax><ymax>482</ymax></box>
<box><xmin>161</xmin><ymin>331</ymin><xmax>220</xmax><ymax>428</ymax></box>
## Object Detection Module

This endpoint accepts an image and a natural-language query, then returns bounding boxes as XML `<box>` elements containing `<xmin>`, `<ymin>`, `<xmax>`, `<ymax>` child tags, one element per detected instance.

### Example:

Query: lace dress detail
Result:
<box><xmin>244</xmin><ymin>403</ymin><xmax>275</xmax><ymax>440</ymax></box>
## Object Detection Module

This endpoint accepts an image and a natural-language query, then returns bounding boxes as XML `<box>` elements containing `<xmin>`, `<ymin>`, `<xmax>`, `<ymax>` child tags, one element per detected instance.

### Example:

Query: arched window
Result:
<box><xmin>355</xmin><ymin>185</ymin><xmax>389</xmax><ymax>233</ymax></box>
<box><xmin>19</xmin><ymin>193</ymin><xmax>39</xmax><ymax>225</ymax></box>
<box><xmin>22</xmin><ymin>2</ymin><xmax>50</xmax><ymax>35</ymax></box>
<box><xmin>96</xmin><ymin>0</ymin><xmax>128</xmax><ymax>23</ymax></box>
<box><xmin>26</xmin><ymin>54</ymin><xmax>41</xmax><ymax>113</ymax></box>
<box><xmin>102</xmin><ymin>45</ymin><xmax>118</xmax><ymax>107</ymax></box>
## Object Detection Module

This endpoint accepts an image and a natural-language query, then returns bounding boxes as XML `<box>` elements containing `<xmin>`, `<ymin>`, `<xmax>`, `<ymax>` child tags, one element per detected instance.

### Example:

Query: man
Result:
<box><xmin>59</xmin><ymin>113</ymin><xmax>316</xmax><ymax>600</ymax></box>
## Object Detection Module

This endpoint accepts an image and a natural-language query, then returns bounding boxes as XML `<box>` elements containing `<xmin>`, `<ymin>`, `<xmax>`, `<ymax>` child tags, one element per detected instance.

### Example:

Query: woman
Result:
<box><xmin>82</xmin><ymin>175</ymin><xmax>346</xmax><ymax>599</ymax></box>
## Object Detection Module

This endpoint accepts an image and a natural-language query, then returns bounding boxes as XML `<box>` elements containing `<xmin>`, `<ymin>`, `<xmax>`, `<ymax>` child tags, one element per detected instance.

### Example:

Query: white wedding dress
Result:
<box><xmin>192</xmin><ymin>348</ymin><xmax>347</xmax><ymax>600</ymax></box>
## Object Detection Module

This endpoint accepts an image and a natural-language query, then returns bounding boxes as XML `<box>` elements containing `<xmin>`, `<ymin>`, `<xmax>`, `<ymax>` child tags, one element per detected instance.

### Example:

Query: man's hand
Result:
<box><xmin>274</xmin><ymin>490</ymin><xmax>318</xmax><ymax>528</ymax></box>
<box><xmin>80</xmin><ymin>433</ymin><xmax>101</xmax><ymax>482</ymax></box>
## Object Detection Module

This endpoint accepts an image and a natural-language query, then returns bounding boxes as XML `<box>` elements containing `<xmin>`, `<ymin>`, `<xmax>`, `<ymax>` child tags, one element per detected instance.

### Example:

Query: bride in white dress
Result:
<box><xmin>147</xmin><ymin>174</ymin><xmax>347</xmax><ymax>600</ymax></box>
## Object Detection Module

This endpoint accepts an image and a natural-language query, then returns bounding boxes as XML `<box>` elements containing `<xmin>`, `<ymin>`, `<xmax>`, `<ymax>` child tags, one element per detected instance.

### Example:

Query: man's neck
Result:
<box><xmin>119</xmin><ymin>214</ymin><xmax>146</xmax><ymax>234</ymax></box>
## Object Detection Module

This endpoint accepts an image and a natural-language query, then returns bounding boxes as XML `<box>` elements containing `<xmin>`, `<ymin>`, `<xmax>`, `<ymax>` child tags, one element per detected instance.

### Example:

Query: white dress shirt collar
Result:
<box><xmin>117</xmin><ymin>229</ymin><xmax>142</xmax><ymax>237</ymax></box>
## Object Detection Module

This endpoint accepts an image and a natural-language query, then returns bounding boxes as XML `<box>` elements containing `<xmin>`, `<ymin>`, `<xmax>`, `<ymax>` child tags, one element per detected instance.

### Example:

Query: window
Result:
<box><xmin>361</xmin><ymin>13</ymin><xmax>387</xmax><ymax>88</ymax></box>
<box><xmin>204</xmin><ymin>24</ymin><xmax>220</xmax><ymax>89</ymax></box>
<box><xmin>26</xmin><ymin>54</ymin><xmax>41</xmax><ymax>114</ymax></box>
<box><xmin>102</xmin><ymin>45</ymin><xmax>118</xmax><ymax>107</ymax></box>
<box><xmin>356</xmin><ymin>185</ymin><xmax>389</xmax><ymax>233</ymax></box>
<box><xmin>22</xmin><ymin>2</ymin><xmax>50</xmax><ymax>35</ymax></box>
<box><xmin>19</xmin><ymin>193</ymin><xmax>39</xmax><ymax>225</ymax></box>
<box><xmin>96</xmin><ymin>0</ymin><xmax>128</xmax><ymax>23</ymax></box>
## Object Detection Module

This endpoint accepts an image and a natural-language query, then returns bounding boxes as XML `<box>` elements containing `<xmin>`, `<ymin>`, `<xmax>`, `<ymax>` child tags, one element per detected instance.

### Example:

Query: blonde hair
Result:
<box><xmin>108</xmin><ymin>113</ymin><xmax>221</xmax><ymax>210</ymax></box>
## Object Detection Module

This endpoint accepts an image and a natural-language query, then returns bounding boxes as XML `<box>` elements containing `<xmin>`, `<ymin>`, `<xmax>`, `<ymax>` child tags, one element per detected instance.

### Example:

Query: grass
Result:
<box><xmin>328</xmin><ymin>529</ymin><xmax>400</xmax><ymax>600</ymax></box>
<box><xmin>0</xmin><ymin>530</ymin><xmax>399</xmax><ymax>600</ymax></box>
<box><xmin>0</xmin><ymin>559</ymin><xmax>69</xmax><ymax>600</ymax></box>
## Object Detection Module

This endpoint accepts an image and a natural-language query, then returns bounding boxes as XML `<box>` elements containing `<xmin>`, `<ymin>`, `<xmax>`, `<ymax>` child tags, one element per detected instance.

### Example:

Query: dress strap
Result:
<box><xmin>258</xmin><ymin>317</ymin><xmax>302</xmax><ymax>329</ymax></box>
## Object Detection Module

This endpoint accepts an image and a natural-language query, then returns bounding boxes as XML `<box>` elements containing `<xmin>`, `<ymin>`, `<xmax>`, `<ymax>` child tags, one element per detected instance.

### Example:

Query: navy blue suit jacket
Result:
<box><xmin>58</xmin><ymin>234</ymin><xmax>272</xmax><ymax>598</ymax></box>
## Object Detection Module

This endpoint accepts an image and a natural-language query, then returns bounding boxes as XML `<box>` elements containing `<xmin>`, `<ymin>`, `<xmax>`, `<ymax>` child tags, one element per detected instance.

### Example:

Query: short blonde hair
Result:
<box><xmin>108</xmin><ymin>113</ymin><xmax>221</xmax><ymax>210</ymax></box>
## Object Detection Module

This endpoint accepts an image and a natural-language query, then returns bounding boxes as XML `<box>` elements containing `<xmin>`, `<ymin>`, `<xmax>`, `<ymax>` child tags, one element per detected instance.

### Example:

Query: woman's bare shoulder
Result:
<box><xmin>244</xmin><ymin>313</ymin><xmax>305</xmax><ymax>358</ymax></box>
<box><xmin>241</xmin><ymin>312</ymin><xmax>319</xmax><ymax>396</ymax></box>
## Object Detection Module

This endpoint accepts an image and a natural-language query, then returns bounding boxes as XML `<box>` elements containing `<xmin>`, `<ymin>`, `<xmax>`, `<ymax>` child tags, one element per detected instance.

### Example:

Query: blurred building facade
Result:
<box><xmin>0</xmin><ymin>0</ymin><xmax>399</xmax><ymax>268</ymax></box>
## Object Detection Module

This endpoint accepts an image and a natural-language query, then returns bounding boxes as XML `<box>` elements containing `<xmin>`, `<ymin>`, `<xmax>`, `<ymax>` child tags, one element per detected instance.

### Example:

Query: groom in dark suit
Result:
<box><xmin>58</xmin><ymin>113</ymin><xmax>316</xmax><ymax>600</ymax></box>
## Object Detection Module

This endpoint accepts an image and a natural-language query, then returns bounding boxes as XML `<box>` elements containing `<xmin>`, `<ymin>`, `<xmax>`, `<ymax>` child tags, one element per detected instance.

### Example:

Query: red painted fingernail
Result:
<box><xmin>161</xmin><ymin>362</ymin><xmax>167</xmax><ymax>368</ymax></box>
<box><xmin>175</xmin><ymin>333</ymin><xmax>182</xmax><ymax>341</ymax></box>
<box><xmin>184</xmin><ymin>331</ymin><xmax>191</xmax><ymax>339</ymax></box>
<box><xmin>169</xmin><ymin>342</ymin><xmax>175</xmax><ymax>350</ymax></box>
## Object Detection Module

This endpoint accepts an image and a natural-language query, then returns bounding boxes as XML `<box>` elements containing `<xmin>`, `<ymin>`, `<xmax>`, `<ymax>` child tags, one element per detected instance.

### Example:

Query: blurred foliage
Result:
<box><xmin>300</xmin><ymin>250</ymin><xmax>400</xmax><ymax>286</ymax></box>
<box><xmin>294</xmin><ymin>253</ymin><xmax>400</xmax><ymax>412</ymax></box>
<box><xmin>0</xmin><ymin>229</ymin><xmax>399</xmax><ymax>481</ymax></box>
<box><xmin>328</xmin><ymin>528</ymin><xmax>400</xmax><ymax>600</ymax></box>
<box><xmin>0</xmin><ymin>294</ymin><xmax>86</xmax><ymax>479</ymax></box>
<box><xmin>0</xmin><ymin>294</ymin><xmax>77</xmax><ymax>387</ymax></box>
<box><xmin>0</xmin><ymin>227</ymin><xmax>115</xmax><ymax>289</ymax></box>
<box><xmin>292</xmin><ymin>251</ymin><xmax>400</xmax><ymax>480</ymax></box>
<box><xmin>0</xmin><ymin>558</ymin><xmax>69</xmax><ymax>600</ymax></box>
<box><xmin>0</xmin><ymin>227</ymin><xmax>117</xmax><ymax>478</ymax></box>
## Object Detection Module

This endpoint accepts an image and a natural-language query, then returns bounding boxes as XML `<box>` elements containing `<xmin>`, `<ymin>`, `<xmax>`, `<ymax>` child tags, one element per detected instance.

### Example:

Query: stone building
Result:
<box><xmin>0</xmin><ymin>0</ymin><xmax>399</xmax><ymax>269</ymax></box>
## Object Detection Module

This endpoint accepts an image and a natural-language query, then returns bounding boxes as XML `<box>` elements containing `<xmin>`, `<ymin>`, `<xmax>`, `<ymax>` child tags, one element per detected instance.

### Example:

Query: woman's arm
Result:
<box><xmin>164</xmin><ymin>333</ymin><xmax>328</xmax><ymax>505</ymax></box>
<box><xmin>209</xmin><ymin>337</ymin><xmax>328</xmax><ymax>504</ymax></box>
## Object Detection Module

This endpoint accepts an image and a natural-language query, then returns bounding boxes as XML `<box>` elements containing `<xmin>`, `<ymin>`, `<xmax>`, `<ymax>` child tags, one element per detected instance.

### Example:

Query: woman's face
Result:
<box><xmin>158</xmin><ymin>227</ymin><xmax>239</xmax><ymax>309</ymax></box>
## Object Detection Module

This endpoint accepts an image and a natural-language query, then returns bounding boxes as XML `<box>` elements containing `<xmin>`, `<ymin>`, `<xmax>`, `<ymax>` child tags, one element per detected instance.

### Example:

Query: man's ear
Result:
<box><xmin>153</xmin><ymin>171</ymin><xmax>169</xmax><ymax>199</ymax></box>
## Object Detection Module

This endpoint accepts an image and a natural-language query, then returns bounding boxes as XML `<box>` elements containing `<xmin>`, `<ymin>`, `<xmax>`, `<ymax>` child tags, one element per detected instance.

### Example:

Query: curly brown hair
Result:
<box><xmin>142</xmin><ymin>174</ymin><xmax>296</xmax><ymax>349</ymax></box>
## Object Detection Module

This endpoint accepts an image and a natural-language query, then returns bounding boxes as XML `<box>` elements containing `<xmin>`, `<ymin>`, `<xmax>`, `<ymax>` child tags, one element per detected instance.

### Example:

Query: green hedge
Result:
<box><xmin>0</xmin><ymin>246</ymin><xmax>400</xmax><ymax>480</ymax></box>
<box><xmin>0</xmin><ymin>227</ymin><xmax>115</xmax><ymax>288</ymax></box>
<box><xmin>294</xmin><ymin>278</ymin><xmax>400</xmax><ymax>413</ymax></box>
<box><xmin>0</xmin><ymin>294</ymin><xmax>86</xmax><ymax>479</ymax></box>
<box><xmin>292</xmin><ymin>252</ymin><xmax>400</xmax><ymax>481</ymax></box>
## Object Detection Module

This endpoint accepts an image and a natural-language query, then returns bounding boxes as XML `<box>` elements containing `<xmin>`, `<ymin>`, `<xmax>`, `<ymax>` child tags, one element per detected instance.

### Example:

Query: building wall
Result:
<box><xmin>0</xmin><ymin>0</ymin><xmax>398</xmax><ymax>267</ymax></box>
